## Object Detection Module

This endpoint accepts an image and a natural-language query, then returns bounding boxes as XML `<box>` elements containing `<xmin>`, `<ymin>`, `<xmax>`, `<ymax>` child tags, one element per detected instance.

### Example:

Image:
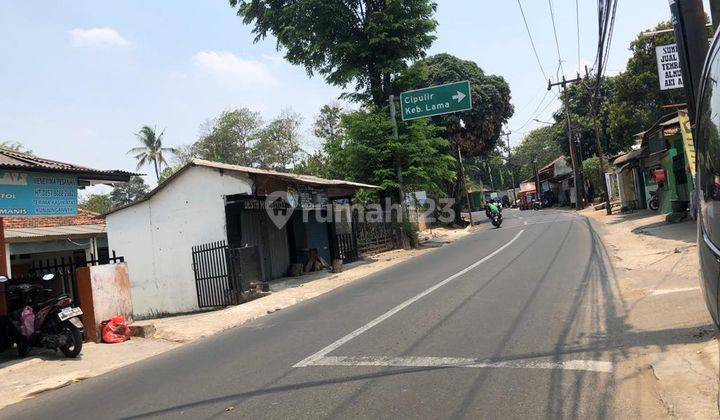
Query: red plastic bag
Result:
<box><xmin>101</xmin><ymin>316</ymin><xmax>131</xmax><ymax>344</ymax></box>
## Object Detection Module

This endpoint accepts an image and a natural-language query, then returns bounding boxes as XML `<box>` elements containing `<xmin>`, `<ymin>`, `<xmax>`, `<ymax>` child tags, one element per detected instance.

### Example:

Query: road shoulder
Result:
<box><xmin>584</xmin><ymin>209</ymin><xmax>719</xmax><ymax>419</ymax></box>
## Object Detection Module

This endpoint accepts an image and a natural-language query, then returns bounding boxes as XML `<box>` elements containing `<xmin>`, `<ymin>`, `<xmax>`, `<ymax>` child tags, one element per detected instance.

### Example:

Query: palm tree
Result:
<box><xmin>128</xmin><ymin>126</ymin><xmax>177</xmax><ymax>181</ymax></box>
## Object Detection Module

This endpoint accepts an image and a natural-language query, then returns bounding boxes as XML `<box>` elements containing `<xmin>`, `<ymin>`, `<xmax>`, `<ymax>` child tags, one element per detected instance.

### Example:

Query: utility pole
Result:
<box><xmin>389</xmin><ymin>95</ymin><xmax>410</xmax><ymax>248</ymax></box>
<box><xmin>668</xmin><ymin>0</ymin><xmax>709</xmax><ymax>123</ymax></box>
<box><xmin>502</xmin><ymin>131</ymin><xmax>518</xmax><ymax>204</ymax></box>
<box><xmin>585</xmin><ymin>66</ymin><xmax>612</xmax><ymax>215</ymax></box>
<box><xmin>485</xmin><ymin>160</ymin><xmax>495</xmax><ymax>191</ymax></box>
<box><xmin>532</xmin><ymin>157</ymin><xmax>541</xmax><ymax>203</ymax></box>
<box><xmin>548</xmin><ymin>75</ymin><xmax>586</xmax><ymax>209</ymax></box>
<box><xmin>457</xmin><ymin>148</ymin><xmax>474</xmax><ymax>226</ymax></box>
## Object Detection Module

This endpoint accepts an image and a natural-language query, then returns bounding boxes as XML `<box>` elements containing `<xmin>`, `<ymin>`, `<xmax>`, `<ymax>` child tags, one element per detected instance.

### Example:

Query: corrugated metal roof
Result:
<box><xmin>191</xmin><ymin>159</ymin><xmax>379</xmax><ymax>189</ymax></box>
<box><xmin>107</xmin><ymin>159</ymin><xmax>380</xmax><ymax>215</ymax></box>
<box><xmin>612</xmin><ymin>148</ymin><xmax>644</xmax><ymax>166</ymax></box>
<box><xmin>0</xmin><ymin>149</ymin><xmax>137</xmax><ymax>182</ymax></box>
<box><xmin>5</xmin><ymin>224</ymin><xmax>106</xmax><ymax>240</ymax></box>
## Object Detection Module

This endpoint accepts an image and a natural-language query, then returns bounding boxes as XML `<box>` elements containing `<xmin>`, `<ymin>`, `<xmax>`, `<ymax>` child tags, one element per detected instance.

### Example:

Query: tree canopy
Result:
<box><xmin>399</xmin><ymin>53</ymin><xmax>514</xmax><ymax>157</ymax></box>
<box><xmin>231</xmin><ymin>0</ymin><xmax>438</xmax><ymax>106</ymax></box>
<box><xmin>186</xmin><ymin>108</ymin><xmax>262</xmax><ymax>166</ymax></box>
<box><xmin>341</xmin><ymin>107</ymin><xmax>455</xmax><ymax>196</ymax></box>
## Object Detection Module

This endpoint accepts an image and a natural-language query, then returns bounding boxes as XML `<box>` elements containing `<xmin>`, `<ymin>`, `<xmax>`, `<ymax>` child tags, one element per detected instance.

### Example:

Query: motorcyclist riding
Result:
<box><xmin>486</xmin><ymin>199</ymin><xmax>503</xmax><ymax>228</ymax></box>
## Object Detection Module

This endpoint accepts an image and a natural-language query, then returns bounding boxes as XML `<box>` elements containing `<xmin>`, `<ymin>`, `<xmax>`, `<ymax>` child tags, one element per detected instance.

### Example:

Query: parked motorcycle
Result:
<box><xmin>532</xmin><ymin>200</ymin><xmax>541</xmax><ymax>211</ymax></box>
<box><xmin>648</xmin><ymin>190</ymin><xmax>660</xmax><ymax>211</ymax></box>
<box><xmin>0</xmin><ymin>274</ymin><xmax>84</xmax><ymax>358</ymax></box>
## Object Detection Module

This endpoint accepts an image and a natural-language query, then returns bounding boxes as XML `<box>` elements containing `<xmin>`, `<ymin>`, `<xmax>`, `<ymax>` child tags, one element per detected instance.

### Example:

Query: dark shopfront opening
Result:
<box><xmin>225</xmin><ymin>194</ymin><xmax>358</xmax><ymax>281</ymax></box>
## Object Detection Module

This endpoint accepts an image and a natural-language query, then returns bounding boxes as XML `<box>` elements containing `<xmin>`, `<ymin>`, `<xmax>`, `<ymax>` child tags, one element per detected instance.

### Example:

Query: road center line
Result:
<box><xmin>293</xmin><ymin>230</ymin><xmax>525</xmax><ymax>368</ymax></box>
<box><xmin>311</xmin><ymin>356</ymin><xmax>613</xmax><ymax>373</ymax></box>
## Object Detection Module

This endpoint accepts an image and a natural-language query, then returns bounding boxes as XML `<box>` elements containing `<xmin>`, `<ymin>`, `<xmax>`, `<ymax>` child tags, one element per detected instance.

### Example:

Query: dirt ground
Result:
<box><xmin>0</xmin><ymin>226</ymin><xmax>473</xmax><ymax>410</ymax></box>
<box><xmin>584</xmin><ymin>208</ymin><xmax>719</xmax><ymax>419</ymax></box>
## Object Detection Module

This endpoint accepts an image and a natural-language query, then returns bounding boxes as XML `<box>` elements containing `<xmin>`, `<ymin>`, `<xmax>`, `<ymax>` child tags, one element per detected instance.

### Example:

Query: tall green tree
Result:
<box><xmin>128</xmin><ymin>126</ymin><xmax>177</xmax><ymax>181</ymax></box>
<box><xmin>230</xmin><ymin>0</ymin><xmax>438</xmax><ymax>106</ymax></box>
<box><xmin>253</xmin><ymin>110</ymin><xmax>303</xmax><ymax>170</ymax></box>
<box><xmin>341</xmin><ymin>107</ymin><xmax>455</xmax><ymax>197</ymax></box>
<box><xmin>79</xmin><ymin>194</ymin><xmax>114</xmax><ymax>214</ymax></box>
<box><xmin>512</xmin><ymin>125</ymin><xmax>563</xmax><ymax>182</ymax></box>
<box><xmin>110</xmin><ymin>176</ymin><xmax>150</xmax><ymax>206</ymax></box>
<box><xmin>296</xmin><ymin>104</ymin><xmax>347</xmax><ymax>178</ymax></box>
<box><xmin>186</xmin><ymin>108</ymin><xmax>263</xmax><ymax>166</ymax></box>
<box><xmin>607</xmin><ymin>21</ymin><xmax>688</xmax><ymax>147</ymax></box>
<box><xmin>398</xmin><ymin>53</ymin><xmax>513</xmax><ymax>216</ymax></box>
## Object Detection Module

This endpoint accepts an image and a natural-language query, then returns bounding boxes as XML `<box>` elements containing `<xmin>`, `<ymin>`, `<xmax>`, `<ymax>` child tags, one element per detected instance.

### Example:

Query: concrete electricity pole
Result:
<box><xmin>548</xmin><ymin>75</ymin><xmax>586</xmax><ymax>209</ymax></box>
<box><xmin>585</xmin><ymin>66</ymin><xmax>612</xmax><ymax>215</ymax></box>
<box><xmin>502</xmin><ymin>131</ymin><xmax>518</xmax><ymax>204</ymax></box>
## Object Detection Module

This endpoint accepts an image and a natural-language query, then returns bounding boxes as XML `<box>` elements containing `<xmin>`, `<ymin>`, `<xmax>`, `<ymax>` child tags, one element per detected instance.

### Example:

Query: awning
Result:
<box><xmin>5</xmin><ymin>224</ymin><xmax>106</xmax><ymax>242</ymax></box>
<box><xmin>613</xmin><ymin>148</ymin><xmax>644</xmax><ymax>166</ymax></box>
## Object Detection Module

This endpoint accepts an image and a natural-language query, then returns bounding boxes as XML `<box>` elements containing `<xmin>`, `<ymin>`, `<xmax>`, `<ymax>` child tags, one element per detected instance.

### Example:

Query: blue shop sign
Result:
<box><xmin>0</xmin><ymin>171</ymin><xmax>78</xmax><ymax>216</ymax></box>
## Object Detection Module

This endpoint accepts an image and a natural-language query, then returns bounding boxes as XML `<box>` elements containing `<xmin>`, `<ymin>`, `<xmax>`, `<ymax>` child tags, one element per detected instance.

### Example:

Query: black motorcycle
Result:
<box><xmin>0</xmin><ymin>274</ymin><xmax>84</xmax><ymax>358</ymax></box>
<box><xmin>490</xmin><ymin>212</ymin><xmax>503</xmax><ymax>228</ymax></box>
<box><xmin>648</xmin><ymin>190</ymin><xmax>660</xmax><ymax>211</ymax></box>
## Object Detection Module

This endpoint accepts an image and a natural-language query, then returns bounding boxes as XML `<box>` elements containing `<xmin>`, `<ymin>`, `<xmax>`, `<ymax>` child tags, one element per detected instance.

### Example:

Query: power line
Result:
<box><xmin>511</xmin><ymin>90</ymin><xmax>559</xmax><ymax>132</ymax></box>
<box><xmin>547</xmin><ymin>0</ymin><xmax>565</xmax><ymax>77</ymax></box>
<box><xmin>576</xmin><ymin>0</ymin><xmax>581</xmax><ymax>71</ymax></box>
<box><xmin>517</xmin><ymin>0</ymin><xmax>548</xmax><ymax>81</ymax></box>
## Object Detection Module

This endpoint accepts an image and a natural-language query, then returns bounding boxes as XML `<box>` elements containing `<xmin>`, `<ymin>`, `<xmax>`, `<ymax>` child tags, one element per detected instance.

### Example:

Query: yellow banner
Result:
<box><xmin>678</xmin><ymin>110</ymin><xmax>696</xmax><ymax>178</ymax></box>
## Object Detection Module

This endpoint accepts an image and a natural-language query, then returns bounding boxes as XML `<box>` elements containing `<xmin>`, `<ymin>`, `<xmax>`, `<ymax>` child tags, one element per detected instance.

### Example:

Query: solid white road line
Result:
<box><xmin>651</xmin><ymin>287</ymin><xmax>700</xmax><ymax>296</ymax></box>
<box><xmin>312</xmin><ymin>356</ymin><xmax>613</xmax><ymax>373</ymax></box>
<box><xmin>293</xmin><ymin>230</ymin><xmax>525</xmax><ymax>368</ymax></box>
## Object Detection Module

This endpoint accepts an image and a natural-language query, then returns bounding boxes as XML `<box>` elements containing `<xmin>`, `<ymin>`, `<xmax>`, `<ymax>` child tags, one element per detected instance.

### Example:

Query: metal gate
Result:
<box><xmin>191</xmin><ymin>241</ymin><xmax>264</xmax><ymax>308</ymax></box>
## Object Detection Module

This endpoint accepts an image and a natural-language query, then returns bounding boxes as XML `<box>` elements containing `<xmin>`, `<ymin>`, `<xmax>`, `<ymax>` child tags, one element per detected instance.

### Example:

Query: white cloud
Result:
<box><xmin>262</xmin><ymin>53</ymin><xmax>286</xmax><ymax>65</ymax></box>
<box><xmin>193</xmin><ymin>51</ymin><xmax>277</xmax><ymax>87</ymax></box>
<box><xmin>68</xmin><ymin>27</ymin><xmax>130</xmax><ymax>47</ymax></box>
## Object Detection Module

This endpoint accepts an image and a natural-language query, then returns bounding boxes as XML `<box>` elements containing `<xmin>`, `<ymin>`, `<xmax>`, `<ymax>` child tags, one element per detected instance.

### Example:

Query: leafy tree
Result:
<box><xmin>607</xmin><ymin>21</ymin><xmax>689</xmax><ymax>147</ymax></box>
<box><xmin>399</xmin><ymin>54</ymin><xmax>514</xmax><ymax>157</ymax></box>
<box><xmin>583</xmin><ymin>156</ymin><xmax>610</xmax><ymax>196</ymax></box>
<box><xmin>341</xmin><ymin>107</ymin><xmax>455</xmax><ymax>198</ymax></box>
<box><xmin>512</xmin><ymin>125</ymin><xmax>563</xmax><ymax>182</ymax></box>
<box><xmin>128</xmin><ymin>126</ymin><xmax>178</xmax><ymax>181</ymax></box>
<box><xmin>110</xmin><ymin>176</ymin><xmax>150</xmax><ymax>206</ymax></box>
<box><xmin>231</xmin><ymin>0</ymin><xmax>438</xmax><ymax>106</ymax></box>
<box><xmin>0</xmin><ymin>141</ymin><xmax>32</xmax><ymax>154</ymax></box>
<box><xmin>296</xmin><ymin>104</ymin><xmax>347</xmax><ymax>178</ymax></box>
<box><xmin>79</xmin><ymin>194</ymin><xmax>113</xmax><ymax>214</ymax></box>
<box><xmin>253</xmin><ymin>110</ymin><xmax>303</xmax><ymax>170</ymax></box>
<box><xmin>398</xmin><ymin>54</ymin><xmax>513</xmax><ymax>215</ymax></box>
<box><xmin>158</xmin><ymin>166</ymin><xmax>178</xmax><ymax>184</ymax></box>
<box><xmin>185</xmin><ymin>108</ymin><xmax>262</xmax><ymax>166</ymax></box>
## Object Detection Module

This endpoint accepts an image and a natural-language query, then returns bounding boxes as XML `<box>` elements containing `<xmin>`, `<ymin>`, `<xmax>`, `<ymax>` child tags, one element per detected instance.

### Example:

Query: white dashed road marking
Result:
<box><xmin>293</xmin><ymin>230</ymin><xmax>525</xmax><ymax>368</ymax></box>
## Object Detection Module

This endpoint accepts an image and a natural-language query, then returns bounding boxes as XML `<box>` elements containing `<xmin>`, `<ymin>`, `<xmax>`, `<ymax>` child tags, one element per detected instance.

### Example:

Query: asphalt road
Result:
<box><xmin>1</xmin><ymin>209</ymin><xmax>652</xmax><ymax>419</ymax></box>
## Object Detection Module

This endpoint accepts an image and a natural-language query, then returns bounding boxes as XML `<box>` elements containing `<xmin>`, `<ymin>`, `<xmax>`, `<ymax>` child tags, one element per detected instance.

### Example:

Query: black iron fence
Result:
<box><xmin>191</xmin><ymin>241</ymin><xmax>263</xmax><ymax>308</ymax></box>
<box><xmin>5</xmin><ymin>252</ymin><xmax>124</xmax><ymax>310</ymax></box>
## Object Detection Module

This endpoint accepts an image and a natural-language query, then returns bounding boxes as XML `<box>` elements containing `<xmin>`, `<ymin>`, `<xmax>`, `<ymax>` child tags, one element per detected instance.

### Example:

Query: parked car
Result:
<box><xmin>695</xmin><ymin>31</ymin><xmax>720</xmax><ymax>328</ymax></box>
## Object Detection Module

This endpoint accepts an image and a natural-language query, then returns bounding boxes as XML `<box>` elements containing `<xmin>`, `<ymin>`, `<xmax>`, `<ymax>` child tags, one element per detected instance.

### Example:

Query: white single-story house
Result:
<box><xmin>106</xmin><ymin>159</ymin><xmax>376</xmax><ymax>318</ymax></box>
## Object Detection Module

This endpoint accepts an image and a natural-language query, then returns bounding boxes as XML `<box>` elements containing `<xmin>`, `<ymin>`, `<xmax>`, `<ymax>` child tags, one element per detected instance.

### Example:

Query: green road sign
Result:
<box><xmin>399</xmin><ymin>81</ymin><xmax>472</xmax><ymax>121</ymax></box>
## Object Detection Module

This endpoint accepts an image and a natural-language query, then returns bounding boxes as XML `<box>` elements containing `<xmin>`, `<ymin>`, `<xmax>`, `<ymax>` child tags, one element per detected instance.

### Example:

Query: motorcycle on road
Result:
<box><xmin>0</xmin><ymin>273</ymin><xmax>84</xmax><ymax>358</ymax></box>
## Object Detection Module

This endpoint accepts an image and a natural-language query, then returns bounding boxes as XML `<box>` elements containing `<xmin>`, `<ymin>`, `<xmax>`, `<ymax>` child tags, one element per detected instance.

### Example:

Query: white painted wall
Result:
<box><xmin>106</xmin><ymin>166</ymin><xmax>253</xmax><ymax>318</ymax></box>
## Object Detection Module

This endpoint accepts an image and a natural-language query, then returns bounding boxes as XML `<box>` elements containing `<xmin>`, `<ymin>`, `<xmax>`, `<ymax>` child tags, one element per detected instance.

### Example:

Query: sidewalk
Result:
<box><xmin>0</xmin><ymin>226</ymin><xmax>473</xmax><ymax>410</ymax></box>
<box><xmin>584</xmin><ymin>208</ymin><xmax>719</xmax><ymax>419</ymax></box>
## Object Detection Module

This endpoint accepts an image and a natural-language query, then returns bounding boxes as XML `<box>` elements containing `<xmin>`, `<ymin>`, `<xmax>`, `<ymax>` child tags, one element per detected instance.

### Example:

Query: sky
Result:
<box><xmin>0</xmin><ymin>0</ymin><xmax>711</xmax><ymax>193</ymax></box>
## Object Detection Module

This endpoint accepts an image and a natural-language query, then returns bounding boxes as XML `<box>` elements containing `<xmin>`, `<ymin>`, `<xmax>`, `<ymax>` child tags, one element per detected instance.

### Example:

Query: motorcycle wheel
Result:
<box><xmin>59</xmin><ymin>323</ymin><xmax>83</xmax><ymax>358</ymax></box>
<box><xmin>17</xmin><ymin>338</ymin><xmax>29</xmax><ymax>358</ymax></box>
<box><xmin>649</xmin><ymin>199</ymin><xmax>659</xmax><ymax>211</ymax></box>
